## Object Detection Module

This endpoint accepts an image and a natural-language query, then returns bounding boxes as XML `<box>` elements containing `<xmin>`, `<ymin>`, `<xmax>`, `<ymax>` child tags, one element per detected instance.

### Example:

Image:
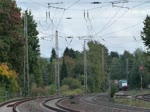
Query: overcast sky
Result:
<box><xmin>16</xmin><ymin>0</ymin><xmax>150</xmax><ymax>57</ymax></box>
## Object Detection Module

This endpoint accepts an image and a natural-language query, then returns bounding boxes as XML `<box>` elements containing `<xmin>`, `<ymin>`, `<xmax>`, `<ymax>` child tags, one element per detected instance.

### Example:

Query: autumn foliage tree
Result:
<box><xmin>0</xmin><ymin>0</ymin><xmax>24</xmax><ymax>76</ymax></box>
<box><xmin>0</xmin><ymin>63</ymin><xmax>19</xmax><ymax>92</ymax></box>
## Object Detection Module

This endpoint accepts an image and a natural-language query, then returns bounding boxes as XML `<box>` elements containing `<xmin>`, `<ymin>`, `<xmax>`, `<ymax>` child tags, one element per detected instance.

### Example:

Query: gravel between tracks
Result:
<box><xmin>58</xmin><ymin>95</ymin><xmax>150</xmax><ymax>112</ymax></box>
<box><xmin>17</xmin><ymin>98</ymin><xmax>55</xmax><ymax>112</ymax></box>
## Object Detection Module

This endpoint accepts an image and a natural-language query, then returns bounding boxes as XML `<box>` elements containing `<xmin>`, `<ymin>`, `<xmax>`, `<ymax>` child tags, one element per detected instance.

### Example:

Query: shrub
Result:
<box><xmin>62</xmin><ymin>77</ymin><xmax>82</xmax><ymax>89</ymax></box>
<box><xmin>110</xmin><ymin>83</ymin><xmax>118</xmax><ymax>98</ymax></box>
<box><xmin>49</xmin><ymin>84</ymin><xmax>56</xmax><ymax>95</ymax></box>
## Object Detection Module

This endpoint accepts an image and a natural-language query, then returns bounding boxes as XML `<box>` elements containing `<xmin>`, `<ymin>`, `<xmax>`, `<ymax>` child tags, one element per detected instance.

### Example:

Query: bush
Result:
<box><xmin>62</xmin><ymin>77</ymin><xmax>82</xmax><ymax>89</ymax></box>
<box><xmin>110</xmin><ymin>83</ymin><xmax>118</xmax><ymax>98</ymax></box>
<box><xmin>31</xmin><ymin>83</ymin><xmax>56</xmax><ymax>96</ymax></box>
<box><xmin>0</xmin><ymin>63</ymin><xmax>19</xmax><ymax>92</ymax></box>
<box><xmin>61</xmin><ymin>85</ymin><xmax>69</xmax><ymax>92</ymax></box>
<box><xmin>61</xmin><ymin>86</ymin><xmax>83</xmax><ymax>95</ymax></box>
<box><xmin>49</xmin><ymin>84</ymin><xmax>56</xmax><ymax>95</ymax></box>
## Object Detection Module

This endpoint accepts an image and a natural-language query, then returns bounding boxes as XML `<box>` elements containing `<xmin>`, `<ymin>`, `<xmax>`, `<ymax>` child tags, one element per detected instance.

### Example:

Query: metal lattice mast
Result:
<box><xmin>102</xmin><ymin>47</ymin><xmax>105</xmax><ymax>91</ymax></box>
<box><xmin>23</xmin><ymin>13</ymin><xmax>26</xmax><ymax>95</ymax></box>
<box><xmin>126</xmin><ymin>58</ymin><xmax>128</xmax><ymax>81</ymax></box>
<box><xmin>84</xmin><ymin>41</ymin><xmax>87</xmax><ymax>94</ymax></box>
<box><xmin>24</xmin><ymin>13</ymin><xmax>30</xmax><ymax>96</ymax></box>
<box><xmin>55</xmin><ymin>30</ymin><xmax>60</xmax><ymax>94</ymax></box>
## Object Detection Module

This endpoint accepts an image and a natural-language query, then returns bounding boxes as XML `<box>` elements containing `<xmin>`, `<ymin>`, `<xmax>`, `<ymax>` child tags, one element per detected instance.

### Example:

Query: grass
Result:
<box><xmin>0</xmin><ymin>98</ymin><xmax>5</xmax><ymax>103</ymax></box>
<box><xmin>0</xmin><ymin>87</ymin><xmax>6</xmax><ymax>103</ymax></box>
<box><xmin>114</xmin><ymin>97</ymin><xmax>150</xmax><ymax>109</ymax></box>
<box><xmin>126</xmin><ymin>89</ymin><xmax>150</xmax><ymax>96</ymax></box>
<box><xmin>114</xmin><ymin>89</ymin><xmax>150</xmax><ymax>109</ymax></box>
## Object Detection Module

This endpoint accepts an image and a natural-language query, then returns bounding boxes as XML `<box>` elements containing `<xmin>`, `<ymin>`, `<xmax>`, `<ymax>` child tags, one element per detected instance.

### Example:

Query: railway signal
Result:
<box><xmin>139</xmin><ymin>65</ymin><xmax>143</xmax><ymax>91</ymax></box>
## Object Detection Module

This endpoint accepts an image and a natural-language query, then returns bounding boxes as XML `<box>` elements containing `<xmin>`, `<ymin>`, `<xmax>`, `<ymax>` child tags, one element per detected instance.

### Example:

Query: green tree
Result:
<box><xmin>109</xmin><ymin>51</ymin><xmax>119</xmax><ymax>60</ymax></box>
<box><xmin>0</xmin><ymin>0</ymin><xmax>25</xmax><ymax>94</ymax></box>
<box><xmin>64</xmin><ymin>47</ymin><xmax>77</xmax><ymax>59</ymax></box>
<box><xmin>0</xmin><ymin>0</ymin><xmax>24</xmax><ymax>73</ymax></box>
<box><xmin>141</xmin><ymin>15</ymin><xmax>150</xmax><ymax>50</ymax></box>
<box><xmin>110</xmin><ymin>57</ymin><xmax>122</xmax><ymax>80</ymax></box>
<box><xmin>60</xmin><ymin>57</ymin><xmax>68</xmax><ymax>83</ymax></box>
<box><xmin>50</xmin><ymin>48</ymin><xmax>56</xmax><ymax>63</ymax></box>
<box><xmin>87</xmin><ymin>41</ymin><xmax>108</xmax><ymax>92</ymax></box>
<box><xmin>130</xmin><ymin>49</ymin><xmax>144</xmax><ymax>88</ymax></box>
<box><xmin>39</xmin><ymin>58</ymin><xmax>49</xmax><ymax>86</ymax></box>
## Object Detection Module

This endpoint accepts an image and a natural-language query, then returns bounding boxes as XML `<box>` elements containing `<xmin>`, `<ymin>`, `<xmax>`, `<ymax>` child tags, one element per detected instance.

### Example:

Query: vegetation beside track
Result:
<box><xmin>114</xmin><ymin>98</ymin><xmax>150</xmax><ymax>109</ymax></box>
<box><xmin>114</xmin><ymin>90</ymin><xmax>150</xmax><ymax>109</ymax></box>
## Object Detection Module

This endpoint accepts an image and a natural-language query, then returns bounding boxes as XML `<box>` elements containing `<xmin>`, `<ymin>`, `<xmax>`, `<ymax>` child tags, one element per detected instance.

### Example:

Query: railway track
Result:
<box><xmin>0</xmin><ymin>95</ymin><xmax>75</xmax><ymax>112</ymax></box>
<box><xmin>81</xmin><ymin>94</ymin><xmax>150</xmax><ymax>112</ymax></box>
<box><xmin>135</xmin><ymin>94</ymin><xmax>150</xmax><ymax>102</ymax></box>
<box><xmin>0</xmin><ymin>98</ymin><xmax>27</xmax><ymax>112</ymax></box>
<box><xmin>1</xmin><ymin>94</ymin><xmax>149</xmax><ymax>112</ymax></box>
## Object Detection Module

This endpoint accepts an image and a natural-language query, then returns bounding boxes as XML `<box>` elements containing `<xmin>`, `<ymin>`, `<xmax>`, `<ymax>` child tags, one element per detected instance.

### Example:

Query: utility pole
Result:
<box><xmin>108</xmin><ymin>68</ymin><xmax>111</xmax><ymax>100</ymax></box>
<box><xmin>102</xmin><ymin>47</ymin><xmax>105</xmax><ymax>91</ymax></box>
<box><xmin>139</xmin><ymin>65</ymin><xmax>143</xmax><ymax>91</ymax></box>
<box><xmin>126</xmin><ymin>58</ymin><xmax>129</xmax><ymax>81</ymax></box>
<box><xmin>141</xmin><ymin>71</ymin><xmax>143</xmax><ymax>91</ymax></box>
<box><xmin>126</xmin><ymin>58</ymin><xmax>128</xmax><ymax>81</ymax></box>
<box><xmin>23</xmin><ymin>42</ymin><xmax>26</xmax><ymax>96</ymax></box>
<box><xmin>23</xmin><ymin>13</ymin><xmax>26</xmax><ymax>96</ymax></box>
<box><xmin>24</xmin><ymin>13</ymin><xmax>30</xmax><ymax>96</ymax></box>
<box><xmin>55</xmin><ymin>30</ymin><xmax>60</xmax><ymax>94</ymax></box>
<box><xmin>84</xmin><ymin>41</ymin><xmax>87</xmax><ymax>94</ymax></box>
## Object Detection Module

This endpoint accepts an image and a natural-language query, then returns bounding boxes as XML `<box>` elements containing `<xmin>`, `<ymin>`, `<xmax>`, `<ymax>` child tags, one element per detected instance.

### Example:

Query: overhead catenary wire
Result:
<box><xmin>55</xmin><ymin>9</ymin><xmax>66</xmax><ymax>30</ymax></box>
<box><xmin>17</xmin><ymin>0</ymin><xmax>149</xmax><ymax>56</ymax></box>
<box><xmin>95</xmin><ymin>0</ymin><xmax>149</xmax><ymax>36</ymax></box>
<box><xmin>66</xmin><ymin>0</ymin><xmax>80</xmax><ymax>9</ymax></box>
<box><xmin>101</xmin><ymin>21</ymin><xmax>142</xmax><ymax>36</ymax></box>
<box><xmin>95</xmin><ymin>3</ymin><xmax>125</xmax><ymax>35</ymax></box>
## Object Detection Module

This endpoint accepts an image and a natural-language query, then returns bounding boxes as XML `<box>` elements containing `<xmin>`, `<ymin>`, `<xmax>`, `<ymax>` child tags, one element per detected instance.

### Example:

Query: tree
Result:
<box><xmin>64</xmin><ymin>47</ymin><xmax>77</xmax><ymax>59</ymax></box>
<box><xmin>141</xmin><ymin>15</ymin><xmax>150</xmax><ymax>50</ymax></box>
<box><xmin>60</xmin><ymin>57</ymin><xmax>68</xmax><ymax>83</ymax></box>
<box><xmin>0</xmin><ymin>0</ymin><xmax>24</xmax><ymax>73</ymax></box>
<box><xmin>87</xmin><ymin>41</ymin><xmax>108</xmax><ymax>92</ymax></box>
<box><xmin>50</xmin><ymin>48</ymin><xmax>56</xmax><ymax>63</ymax></box>
<box><xmin>109</xmin><ymin>51</ymin><xmax>119</xmax><ymax>60</ymax></box>
<box><xmin>0</xmin><ymin>63</ymin><xmax>19</xmax><ymax>92</ymax></box>
<box><xmin>0</xmin><ymin>0</ymin><xmax>25</xmax><ymax>94</ymax></box>
<box><xmin>39</xmin><ymin>58</ymin><xmax>49</xmax><ymax>86</ymax></box>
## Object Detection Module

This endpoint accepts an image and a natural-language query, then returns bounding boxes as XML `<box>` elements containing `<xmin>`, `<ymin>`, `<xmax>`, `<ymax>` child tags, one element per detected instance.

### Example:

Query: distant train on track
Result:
<box><xmin>118</xmin><ymin>80</ymin><xmax>128</xmax><ymax>91</ymax></box>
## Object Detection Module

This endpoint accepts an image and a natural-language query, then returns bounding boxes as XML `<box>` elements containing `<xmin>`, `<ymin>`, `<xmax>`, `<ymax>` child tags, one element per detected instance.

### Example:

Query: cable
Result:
<box><xmin>30</xmin><ymin>0</ymin><xmax>46</xmax><ymax>7</ymax></box>
<box><xmin>131</xmin><ymin>0</ymin><xmax>150</xmax><ymax>9</ymax></box>
<box><xmin>66</xmin><ymin>0</ymin><xmax>80</xmax><ymax>9</ymax></box>
<box><xmin>87</xmin><ymin>11</ymin><xmax>94</xmax><ymax>38</ymax></box>
<box><xmin>101</xmin><ymin>21</ymin><xmax>142</xmax><ymax>36</ymax></box>
<box><xmin>95</xmin><ymin>0</ymin><xmax>150</xmax><ymax>36</ymax></box>
<box><xmin>55</xmin><ymin>9</ymin><xmax>66</xmax><ymax>30</ymax></box>
<box><xmin>90</xmin><ymin>4</ymin><xmax>110</xmax><ymax>20</ymax></box>
<box><xmin>38</xmin><ymin>21</ymin><xmax>51</xmax><ymax>31</ymax></box>
<box><xmin>96</xmin><ymin>3</ymin><xmax>125</xmax><ymax>35</ymax></box>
